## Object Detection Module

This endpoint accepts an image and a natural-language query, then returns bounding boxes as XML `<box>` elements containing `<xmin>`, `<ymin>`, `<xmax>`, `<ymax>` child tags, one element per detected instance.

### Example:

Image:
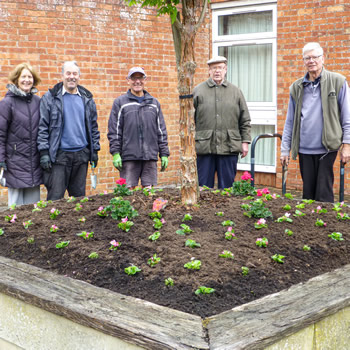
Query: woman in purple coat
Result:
<box><xmin>0</xmin><ymin>63</ymin><xmax>42</xmax><ymax>206</ymax></box>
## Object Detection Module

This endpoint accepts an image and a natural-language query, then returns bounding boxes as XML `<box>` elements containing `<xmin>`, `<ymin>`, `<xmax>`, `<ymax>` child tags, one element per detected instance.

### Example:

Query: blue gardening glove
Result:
<box><xmin>91</xmin><ymin>152</ymin><xmax>98</xmax><ymax>168</ymax></box>
<box><xmin>113</xmin><ymin>153</ymin><xmax>122</xmax><ymax>171</ymax></box>
<box><xmin>40</xmin><ymin>154</ymin><xmax>51</xmax><ymax>171</ymax></box>
<box><xmin>161</xmin><ymin>156</ymin><xmax>168</xmax><ymax>172</ymax></box>
<box><xmin>0</xmin><ymin>161</ymin><xmax>7</xmax><ymax>171</ymax></box>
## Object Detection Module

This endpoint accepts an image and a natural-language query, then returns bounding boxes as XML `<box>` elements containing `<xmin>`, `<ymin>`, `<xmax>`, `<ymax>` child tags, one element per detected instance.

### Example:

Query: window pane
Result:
<box><xmin>239</xmin><ymin>125</ymin><xmax>275</xmax><ymax>166</ymax></box>
<box><xmin>219</xmin><ymin>44</ymin><xmax>272</xmax><ymax>102</ymax></box>
<box><xmin>218</xmin><ymin>11</ymin><xmax>272</xmax><ymax>36</ymax></box>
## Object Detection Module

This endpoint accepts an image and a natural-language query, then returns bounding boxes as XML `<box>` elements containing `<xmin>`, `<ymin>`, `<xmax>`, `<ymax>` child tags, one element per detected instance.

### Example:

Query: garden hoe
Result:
<box><xmin>91</xmin><ymin>162</ymin><xmax>97</xmax><ymax>189</ymax></box>
<box><xmin>0</xmin><ymin>167</ymin><xmax>6</xmax><ymax>187</ymax></box>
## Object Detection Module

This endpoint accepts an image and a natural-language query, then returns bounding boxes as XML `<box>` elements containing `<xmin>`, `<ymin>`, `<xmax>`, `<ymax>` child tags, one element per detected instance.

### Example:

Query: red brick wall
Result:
<box><xmin>276</xmin><ymin>0</ymin><xmax>350</xmax><ymax>196</ymax></box>
<box><xmin>0</xmin><ymin>0</ymin><xmax>210</xmax><ymax>204</ymax></box>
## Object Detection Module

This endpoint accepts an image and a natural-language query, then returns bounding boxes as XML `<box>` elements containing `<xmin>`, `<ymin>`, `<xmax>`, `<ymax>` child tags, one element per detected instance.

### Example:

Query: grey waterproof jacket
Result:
<box><xmin>108</xmin><ymin>90</ymin><xmax>170</xmax><ymax>161</ymax></box>
<box><xmin>0</xmin><ymin>84</ymin><xmax>42</xmax><ymax>188</ymax></box>
<box><xmin>38</xmin><ymin>82</ymin><xmax>100</xmax><ymax>163</ymax></box>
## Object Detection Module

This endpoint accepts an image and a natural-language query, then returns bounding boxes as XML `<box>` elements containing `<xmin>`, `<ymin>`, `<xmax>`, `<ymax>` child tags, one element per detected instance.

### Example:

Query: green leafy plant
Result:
<box><xmin>148</xmin><ymin>211</ymin><xmax>162</xmax><ymax>219</ymax></box>
<box><xmin>285</xmin><ymin>229</ymin><xmax>293</xmax><ymax>236</ymax></box>
<box><xmin>185</xmin><ymin>239</ymin><xmax>201</xmax><ymax>248</ymax></box>
<box><xmin>312</xmin><ymin>205</ymin><xmax>328</xmax><ymax>214</ymax></box>
<box><xmin>97</xmin><ymin>206</ymin><xmax>109</xmax><ymax>217</ymax></box>
<box><xmin>225</xmin><ymin>227</ymin><xmax>236</xmax><ymax>240</ymax></box>
<box><xmin>153</xmin><ymin>218</ymin><xmax>163</xmax><ymax>229</ymax></box>
<box><xmin>78</xmin><ymin>216</ymin><xmax>86</xmax><ymax>223</ymax></box>
<box><xmin>23</xmin><ymin>220</ymin><xmax>33</xmax><ymax>229</ymax></box>
<box><xmin>50</xmin><ymin>225</ymin><xmax>59</xmax><ymax>233</ymax></box>
<box><xmin>184</xmin><ymin>259</ymin><xmax>201</xmax><ymax>270</ymax></box>
<box><xmin>230</xmin><ymin>171</ymin><xmax>256</xmax><ymax>196</ymax></box>
<box><xmin>88</xmin><ymin>252</ymin><xmax>99</xmax><ymax>259</ymax></box>
<box><xmin>243</xmin><ymin>199</ymin><xmax>272</xmax><ymax>219</ymax></box>
<box><xmin>56</xmin><ymin>240</ymin><xmax>69</xmax><ymax>249</ymax></box>
<box><xmin>332</xmin><ymin>202</ymin><xmax>347</xmax><ymax>212</ymax></box>
<box><xmin>32</xmin><ymin>204</ymin><xmax>42</xmax><ymax>212</ymax></box>
<box><xmin>80</xmin><ymin>197</ymin><xmax>89</xmax><ymax>203</ymax></box>
<box><xmin>221</xmin><ymin>220</ymin><xmax>235</xmax><ymax>227</ymax></box>
<box><xmin>215</xmin><ymin>211</ymin><xmax>224</xmax><ymax>217</ymax></box>
<box><xmin>315</xmin><ymin>218</ymin><xmax>326</xmax><ymax>227</ymax></box>
<box><xmin>124</xmin><ymin>265</ymin><xmax>141</xmax><ymax>275</ymax></box>
<box><xmin>271</xmin><ymin>254</ymin><xmax>285</xmax><ymax>263</ymax></box>
<box><xmin>282</xmin><ymin>204</ymin><xmax>292</xmax><ymax>211</ymax></box>
<box><xmin>49</xmin><ymin>208</ymin><xmax>60</xmax><ymax>220</ymax></box>
<box><xmin>254</xmin><ymin>218</ymin><xmax>268</xmax><ymax>229</ymax></box>
<box><xmin>336</xmin><ymin>212</ymin><xmax>350</xmax><ymax>220</ymax></box>
<box><xmin>284</xmin><ymin>193</ymin><xmax>294</xmax><ymax>199</ymax></box>
<box><xmin>302</xmin><ymin>199</ymin><xmax>315</xmax><ymax>204</ymax></box>
<box><xmin>36</xmin><ymin>200</ymin><xmax>48</xmax><ymax>208</ymax></box>
<box><xmin>5</xmin><ymin>214</ymin><xmax>17</xmax><ymax>223</ymax></box>
<box><xmin>77</xmin><ymin>231</ymin><xmax>94</xmax><ymax>240</ymax></box>
<box><xmin>295</xmin><ymin>203</ymin><xmax>305</xmax><ymax>209</ymax></box>
<box><xmin>149</xmin><ymin>231</ymin><xmax>161</xmax><ymax>241</ymax></box>
<box><xmin>241</xmin><ymin>266</ymin><xmax>249</xmax><ymax>276</ymax></box>
<box><xmin>176</xmin><ymin>224</ymin><xmax>193</xmax><ymax>235</ymax></box>
<box><xmin>328</xmin><ymin>232</ymin><xmax>344</xmax><ymax>241</ymax></box>
<box><xmin>0</xmin><ymin>228</ymin><xmax>4</xmax><ymax>236</ymax></box>
<box><xmin>293</xmin><ymin>210</ymin><xmax>305</xmax><ymax>217</ymax></box>
<box><xmin>74</xmin><ymin>203</ymin><xmax>83</xmax><ymax>212</ymax></box>
<box><xmin>27</xmin><ymin>236</ymin><xmax>35</xmax><ymax>244</ymax></box>
<box><xmin>109</xmin><ymin>240</ymin><xmax>121</xmax><ymax>251</ymax></box>
<box><xmin>165</xmin><ymin>277</ymin><xmax>174</xmax><ymax>286</ymax></box>
<box><xmin>67</xmin><ymin>196</ymin><xmax>76</xmax><ymax>203</ymax></box>
<box><xmin>143</xmin><ymin>186</ymin><xmax>162</xmax><ymax>197</ymax></box>
<box><xmin>106</xmin><ymin>197</ymin><xmax>138</xmax><ymax>221</ymax></box>
<box><xmin>219</xmin><ymin>250</ymin><xmax>234</xmax><ymax>259</ymax></box>
<box><xmin>182</xmin><ymin>213</ymin><xmax>193</xmax><ymax>222</ymax></box>
<box><xmin>240</xmin><ymin>203</ymin><xmax>251</xmax><ymax>211</ymax></box>
<box><xmin>195</xmin><ymin>286</ymin><xmax>215</xmax><ymax>295</ymax></box>
<box><xmin>114</xmin><ymin>178</ymin><xmax>132</xmax><ymax>196</ymax></box>
<box><xmin>275</xmin><ymin>213</ymin><xmax>293</xmax><ymax>223</ymax></box>
<box><xmin>303</xmin><ymin>245</ymin><xmax>311</xmax><ymax>251</ymax></box>
<box><xmin>256</xmin><ymin>237</ymin><xmax>268</xmax><ymax>248</ymax></box>
<box><xmin>147</xmin><ymin>253</ymin><xmax>161</xmax><ymax>267</ymax></box>
<box><xmin>118</xmin><ymin>218</ymin><xmax>134</xmax><ymax>232</ymax></box>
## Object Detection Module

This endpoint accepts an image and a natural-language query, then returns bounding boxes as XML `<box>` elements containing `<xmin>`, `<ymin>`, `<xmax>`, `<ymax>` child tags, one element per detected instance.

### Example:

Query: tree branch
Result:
<box><xmin>194</xmin><ymin>0</ymin><xmax>208</xmax><ymax>32</ymax></box>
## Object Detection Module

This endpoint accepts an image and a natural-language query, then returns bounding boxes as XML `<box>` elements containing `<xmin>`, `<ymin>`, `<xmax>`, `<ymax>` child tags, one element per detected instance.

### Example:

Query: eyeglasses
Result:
<box><xmin>130</xmin><ymin>76</ymin><xmax>145</xmax><ymax>81</ymax></box>
<box><xmin>303</xmin><ymin>55</ymin><xmax>323</xmax><ymax>62</ymax></box>
<box><xmin>210</xmin><ymin>66</ymin><xmax>226</xmax><ymax>72</ymax></box>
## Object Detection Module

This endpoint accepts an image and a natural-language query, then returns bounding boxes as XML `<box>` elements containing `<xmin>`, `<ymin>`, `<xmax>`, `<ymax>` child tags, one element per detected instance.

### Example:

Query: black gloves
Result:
<box><xmin>0</xmin><ymin>161</ymin><xmax>7</xmax><ymax>171</ymax></box>
<box><xmin>40</xmin><ymin>154</ymin><xmax>51</xmax><ymax>170</ymax></box>
<box><xmin>91</xmin><ymin>152</ymin><xmax>98</xmax><ymax>168</ymax></box>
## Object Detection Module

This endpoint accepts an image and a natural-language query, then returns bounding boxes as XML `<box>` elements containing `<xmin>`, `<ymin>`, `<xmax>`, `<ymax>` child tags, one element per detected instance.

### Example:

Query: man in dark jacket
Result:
<box><xmin>193</xmin><ymin>56</ymin><xmax>251</xmax><ymax>189</ymax></box>
<box><xmin>38</xmin><ymin>61</ymin><xmax>100</xmax><ymax>200</ymax></box>
<box><xmin>108</xmin><ymin>67</ymin><xmax>170</xmax><ymax>188</ymax></box>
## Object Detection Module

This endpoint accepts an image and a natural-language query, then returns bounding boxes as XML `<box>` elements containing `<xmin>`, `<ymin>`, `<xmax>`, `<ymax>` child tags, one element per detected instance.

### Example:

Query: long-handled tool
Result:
<box><xmin>282</xmin><ymin>164</ymin><xmax>288</xmax><ymax>196</ymax></box>
<box><xmin>0</xmin><ymin>168</ymin><xmax>6</xmax><ymax>187</ymax></box>
<box><xmin>91</xmin><ymin>162</ymin><xmax>97</xmax><ymax>189</ymax></box>
<box><xmin>339</xmin><ymin>161</ymin><xmax>345</xmax><ymax>202</ymax></box>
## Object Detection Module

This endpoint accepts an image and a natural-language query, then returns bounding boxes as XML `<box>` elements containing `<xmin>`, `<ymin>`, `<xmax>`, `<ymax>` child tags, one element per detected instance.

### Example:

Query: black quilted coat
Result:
<box><xmin>0</xmin><ymin>84</ymin><xmax>42</xmax><ymax>188</ymax></box>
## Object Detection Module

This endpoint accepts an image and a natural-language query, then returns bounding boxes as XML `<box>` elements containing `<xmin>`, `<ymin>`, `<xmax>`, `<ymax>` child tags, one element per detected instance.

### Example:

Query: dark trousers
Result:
<box><xmin>43</xmin><ymin>148</ymin><xmax>90</xmax><ymax>201</ymax></box>
<box><xmin>197</xmin><ymin>154</ymin><xmax>238</xmax><ymax>189</ymax></box>
<box><xmin>299</xmin><ymin>152</ymin><xmax>337</xmax><ymax>203</ymax></box>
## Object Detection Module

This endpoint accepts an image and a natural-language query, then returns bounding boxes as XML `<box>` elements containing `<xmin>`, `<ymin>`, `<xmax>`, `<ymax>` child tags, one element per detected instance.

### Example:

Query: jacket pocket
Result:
<box><xmin>195</xmin><ymin>130</ymin><xmax>213</xmax><ymax>155</ymax></box>
<box><xmin>227</xmin><ymin>129</ymin><xmax>242</xmax><ymax>154</ymax></box>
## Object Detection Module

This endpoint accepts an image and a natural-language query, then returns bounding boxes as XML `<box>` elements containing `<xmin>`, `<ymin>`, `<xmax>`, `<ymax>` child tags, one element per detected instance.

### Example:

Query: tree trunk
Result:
<box><xmin>172</xmin><ymin>5</ymin><xmax>199</xmax><ymax>205</ymax></box>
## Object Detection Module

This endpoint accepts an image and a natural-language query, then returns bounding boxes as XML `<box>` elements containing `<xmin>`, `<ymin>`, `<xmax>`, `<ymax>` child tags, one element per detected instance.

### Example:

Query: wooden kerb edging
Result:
<box><xmin>1</xmin><ymin>255</ymin><xmax>350</xmax><ymax>349</ymax></box>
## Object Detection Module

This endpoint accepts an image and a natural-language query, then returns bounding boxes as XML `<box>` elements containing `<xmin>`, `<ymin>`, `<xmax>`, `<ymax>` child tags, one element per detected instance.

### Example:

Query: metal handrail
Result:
<box><xmin>250</xmin><ymin>133</ymin><xmax>286</xmax><ymax>195</ymax></box>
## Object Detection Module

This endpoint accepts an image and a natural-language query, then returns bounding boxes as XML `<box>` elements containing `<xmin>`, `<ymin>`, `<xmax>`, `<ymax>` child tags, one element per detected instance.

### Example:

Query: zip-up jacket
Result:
<box><xmin>193</xmin><ymin>78</ymin><xmax>251</xmax><ymax>155</ymax></box>
<box><xmin>0</xmin><ymin>84</ymin><xmax>42</xmax><ymax>188</ymax></box>
<box><xmin>38</xmin><ymin>82</ymin><xmax>100</xmax><ymax>163</ymax></box>
<box><xmin>108</xmin><ymin>90</ymin><xmax>170</xmax><ymax>161</ymax></box>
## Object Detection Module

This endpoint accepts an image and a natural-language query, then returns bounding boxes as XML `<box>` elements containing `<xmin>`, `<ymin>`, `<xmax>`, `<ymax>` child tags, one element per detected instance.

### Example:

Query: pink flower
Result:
<box><xmin>272</xmin><ymin>194</ymin><xmax>277</xmax><ymax>199</ymax></box>
<box><xmin>241</xmin><ymin>171</ymin><xmax>252</xmax><ymax>181</ymax></box>
<box><xmin>104</xmin><ymin>190</ymin><xmax>108</xmax><ymax>194</ymax></box>
<box><xmin>227</xmin><ymin>226</ymin><xmax>233</xmax><ymax>232</ymax></box>
<box><xmin>121</xmin><ymin>217</ymin><xmax>128</xmax><ymax>223</ymax></box>
<box><xmin>85</xmin><ymin>232</ymin><xmax>89</xmax><ymax>238</ymax></box>
<box><xmin>116</xmin><ymin>178</ymin><xmax>126</xmax><ymax>185</ymax></box>
<box><xmin>110</xmin><ymin>240</ymin><xmax>119</xmax><ymax>247</ymax></box>
<box><xmin>161</xmin><ymin>218</ymin><xmax>166</xmax><ymax>224</ymax></box>
<box><xmin>257</xmin><ymin>218</ymin><xmax>266</xmax><ymax>225</ymax></box>
<box><xmin>98</xmin><ymin>206</ymin><xmax>104</xmax><ymax>211</ymax></box>
<box><xmin>262</xmin><ymin>188</ymin><xmax>270</xmax><ymax>194</ymax></box>
<box><xmin>285</xmin><ymin>213</ymin><xmax>290</xmax><ymax>218</ymax></box>
<box><xmin>317</xmin><ymin>206</ymin><xmax>322</xmax><ymax>210</ymax></box>
<box><xmin>10</xmin><ymin>214</ymin><xmax>17</xmax><ymax>223</ymax></box>
<box><xmin>50</xmin><ymin>208</ymin><xmax>56</xmax><ymax>213</ymax></box>
<box><xmin>257</xmin><ymin>189</ymin><xmax>263</xmax><ymax>196</ymax></box>
<box><xmin>51</xmin><ymin>225</ymin><xmax>58</xmax><ymax>229</ymax></box>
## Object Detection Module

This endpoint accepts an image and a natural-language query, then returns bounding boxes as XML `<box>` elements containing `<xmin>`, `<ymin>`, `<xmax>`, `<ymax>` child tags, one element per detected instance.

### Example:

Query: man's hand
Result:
<box><xmin>341</xmin><ymin>144</ymin><xmax>350</xmax><ymax>164</ymax></box>
<box><xmin>113</xmin><ymin>153</ymin><xmax>122</xmax><ymax>171</ymax></box>
<box><xmin>40</xmin><ymin>154</ymin><xmax>51</xmax><ymax>170</ymax></box>
<box><xmin>161</xmin><ymin>156</ymin><xmax>168</xmax><ymax>172</ymax></box>
<box><xmin>0</xmin><ymin>161</ymin><xmax>7</xmax><ymax>171</ymax></box>
<box><xmin>91</xmin><ymin>152</ymin><xmax>98</xmax><ymax>168</ymax></box>
<box><xmin>241</xmin><ymin>142</ymin><xmax>249</xmax><ymax>158</ymax></box>
<box><xmin>280</xmin><ymin>155</ymin><xmax>290</xmax><ymax>166</ymax></box>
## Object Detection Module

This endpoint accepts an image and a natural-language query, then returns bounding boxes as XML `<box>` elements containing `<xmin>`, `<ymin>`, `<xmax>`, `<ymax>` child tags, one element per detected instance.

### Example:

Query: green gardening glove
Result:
<box><xmin>113</xmin><ymin>153</ymin><xmax>122</xmax><ymax>171</ymax></box>
<box><xmin>161</xmin><ymin>156</ymin><xmax>168</xmax><ymax>172</ymax></box>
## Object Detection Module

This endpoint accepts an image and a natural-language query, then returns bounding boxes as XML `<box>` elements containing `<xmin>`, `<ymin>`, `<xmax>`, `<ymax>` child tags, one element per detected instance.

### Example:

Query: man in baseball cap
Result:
<box><xmin>108</xmin><ymin>67</ymin><xmax>170</xmax><ymax>188</ymax></box>
<box><xmin>193</xmin><ymin>56</ymin><xmax>251</xmax><ymax>189</ymax></box>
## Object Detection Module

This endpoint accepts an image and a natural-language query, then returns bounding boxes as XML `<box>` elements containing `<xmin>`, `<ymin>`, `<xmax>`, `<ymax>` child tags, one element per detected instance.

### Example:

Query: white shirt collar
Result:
<box><xmin>62</xmin><ymin>86</ymin><xmax>81</xmax><ymax>96</ymax></box>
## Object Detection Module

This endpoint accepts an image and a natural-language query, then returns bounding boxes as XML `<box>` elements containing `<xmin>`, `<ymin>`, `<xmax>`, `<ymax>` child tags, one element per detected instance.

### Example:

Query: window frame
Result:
<box><xmin>211</xmin><ymin>1</ymin><xmax>278</xmax><ymax>173</ymax></box>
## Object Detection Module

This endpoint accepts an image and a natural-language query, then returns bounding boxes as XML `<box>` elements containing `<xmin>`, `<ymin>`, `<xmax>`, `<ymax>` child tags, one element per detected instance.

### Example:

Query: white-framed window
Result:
<box><xmin>212</xmin><ymin>0</ymin><xmax>277</xmax><ymax>173</ymax></box>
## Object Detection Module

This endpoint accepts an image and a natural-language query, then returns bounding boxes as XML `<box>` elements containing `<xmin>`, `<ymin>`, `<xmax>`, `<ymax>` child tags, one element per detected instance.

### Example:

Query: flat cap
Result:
<box><xmin>127</xmin><ymin>67</ymin><xmax>146</xmax><ymax>79</ymax></box>
<box><xmin>207</xmin><ymin>56</ymin><xmax>227</xmax><ymax>65</ymax></box>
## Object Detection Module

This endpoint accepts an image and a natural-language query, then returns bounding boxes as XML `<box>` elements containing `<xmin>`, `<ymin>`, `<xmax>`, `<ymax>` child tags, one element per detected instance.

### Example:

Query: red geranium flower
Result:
<box><xmin>116</xmin><ymin>178</ymin><xmax>126</xmax><ymax>185</ymax></box>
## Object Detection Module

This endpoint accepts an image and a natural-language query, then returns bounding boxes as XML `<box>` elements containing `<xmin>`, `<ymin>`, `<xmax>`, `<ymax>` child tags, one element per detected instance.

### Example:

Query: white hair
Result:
<box><xmin>62</xmin><ymin>61</ymin><xmax>81</xmax><ymax>75</ymax></box>
<box><xmin>303</xmin><ymin>42</ymin><xmax>323</xmax><ymax>56</ymax></box>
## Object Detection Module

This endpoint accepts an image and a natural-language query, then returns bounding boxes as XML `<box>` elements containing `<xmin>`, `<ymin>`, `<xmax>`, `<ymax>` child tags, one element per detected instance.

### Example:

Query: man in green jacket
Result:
<box><xmin>193</xmin><ymin>56</ymin><xmax>251</xmax><ymax>189</ymax></box>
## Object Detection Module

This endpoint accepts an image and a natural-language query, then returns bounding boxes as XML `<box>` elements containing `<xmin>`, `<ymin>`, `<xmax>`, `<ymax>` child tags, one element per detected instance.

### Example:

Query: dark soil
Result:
<box><xmin>0</xmin><ymin>188</ymin><xmax>349</xmax><ymax>318</ymax></box>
